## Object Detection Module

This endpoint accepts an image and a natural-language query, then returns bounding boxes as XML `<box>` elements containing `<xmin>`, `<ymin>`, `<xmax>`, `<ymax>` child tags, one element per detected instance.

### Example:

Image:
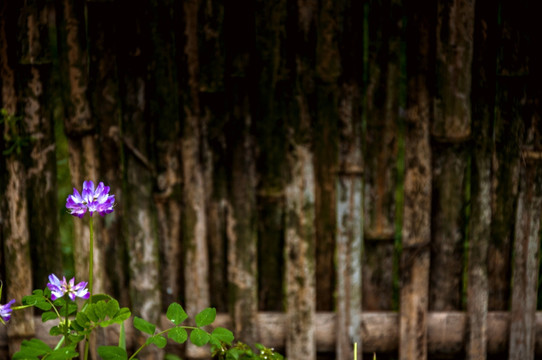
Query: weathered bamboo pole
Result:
<box><xmin>114</xmin><ymin>2</ymin><xmax>162</xmax><ymax>358</ymax></box>
<box><xmin>489</xmin><ymin>0</ymin><xmax>524</xmax><ymax>312</ymax></box>
<box><xmin>508</xmin><ymin>150</ymin><xmax>542</xmax><ymax>360</ymax></box>
<box><xmin>467</xmin><ymin>0</ymin><xmax>497</xmax><ymax>358</ymax></box>
<box><xmin>19</xmin><ymin>0</ymin><xmax>62</xmax><ymax>288</ymax></box>
<box><xmin>285</xmin><ymin>141</ymin><xmax>316</xmax><ymax>360</ymax></box>
<box><xmin>430</xmin><ymin>0</ymin><xmax>474</xmax><ymax>312</ymax></box>
<box><xmin>85</xmin><ymin>1</ymin><xmax>127</xmax><ymax>306</ymax></box>
<box><xmin>363</xmin><ymin>0</ymin><xmax>401</xmax><ymax>311</ymax></box>
<box><xmin>283</xmin><ymin>1</ymin><xmax>318</xmax><ymax>359</ymax></box>
<box><xmin>147</xmin><ymin>0</ymin><xmax>183</xmax><ymax>310</ymax></box>
<box><xmin>314</xmin><ymin>0</ymin><xmax>341</xmax><ymax>313</ymax></box>
<box><xmin>336</xmin><ymin>84</ymin><xmax>363</xmax><ymax>360</ymax></box>
<box><xmin>224</xmin><ymin>5</ymin><xmax>258</xmax><ymax>341</ymax></box>
<box><xmin>182</xmin><ymin>0</ymin><xmax>211</xmax><ymax>358</ymax></box>
<box><xmin>253</xmin><ymin>0</ymin><xmax>287</xmax><ymax>312</ymax></box>
<box><xmin>400</xmin><ymin>1</ymin><xmax>433</xmax><ymax>359</ymax></box>
<box><xmin>57</xmin><ymin>8</ymin><xmax>108</xmax><ymax>345</ymax></box>
<box><xmin>0</xmin><ymin>2</ymin><xmax>35</xmax><ymax>355</ymax></box>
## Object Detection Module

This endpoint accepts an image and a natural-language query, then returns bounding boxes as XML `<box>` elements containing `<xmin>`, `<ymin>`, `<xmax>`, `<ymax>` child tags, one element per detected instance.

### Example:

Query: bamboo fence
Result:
<box><xmin>1</xmin><ymin>0</ymin><xmax>542</xmax><ymax>360</ymax></box>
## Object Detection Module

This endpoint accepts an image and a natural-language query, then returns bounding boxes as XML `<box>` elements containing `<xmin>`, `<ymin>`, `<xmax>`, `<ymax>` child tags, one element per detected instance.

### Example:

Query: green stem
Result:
<box><xmin>64</xmin><ymin>297</ymin><xmax>70</xmax><ymax>343</ymax></box>
<box><xmin>127</xmin><ymin>326</ymin><xmax>207</xmax><ymax>360</ymax></box>
<box><xmin>89</xmin><ymin>216</ymin><xmax>94</xmax><ymax>298</ymax></box>
<box><xmin>84</xmin><ymin>216</ymin><xmax>94</xmax><ymax>360</ymax></box>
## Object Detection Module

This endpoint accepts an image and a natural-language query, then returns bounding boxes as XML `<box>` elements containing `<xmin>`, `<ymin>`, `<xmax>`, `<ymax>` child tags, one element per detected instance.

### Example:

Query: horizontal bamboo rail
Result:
<box><xmin>2</xmin><ymin>311</ymin><xmax>542</xmax><ymax>357</ymax></box>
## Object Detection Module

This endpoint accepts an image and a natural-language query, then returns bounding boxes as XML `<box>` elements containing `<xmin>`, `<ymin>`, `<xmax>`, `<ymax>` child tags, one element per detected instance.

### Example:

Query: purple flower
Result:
<box><xmin>0</xmin><ymin>299</ymin><xmax>15</xmax><ymax>322</ymax></box>
<box><xmin>47</xmin><ymin>274</ymin><xmax>90</xmax><ymax>301</ymax></box>
<box><xmin>66</xmin><ymin>180</ymin><xmax>115</xmax><ymax>218</ymax></box>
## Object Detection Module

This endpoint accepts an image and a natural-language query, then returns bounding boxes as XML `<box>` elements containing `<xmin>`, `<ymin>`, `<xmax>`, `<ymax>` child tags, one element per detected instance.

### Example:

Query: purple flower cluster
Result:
<box><xmin>66</xmin><ymin>180</ymin><xmax>115</xmax><ymax>218</ymax></box>
<box><xmin>0</xmin><ymin>299</ymin><xmax>15</xmax><ymax>322</ymax></box>
<box><xmin>47</xmin><ymin>274</ymin><xmax>90</xmax><ymax>301</ymax></box>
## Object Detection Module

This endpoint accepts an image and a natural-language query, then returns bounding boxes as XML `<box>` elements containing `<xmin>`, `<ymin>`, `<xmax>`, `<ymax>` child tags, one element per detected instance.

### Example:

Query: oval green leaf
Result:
<box><xmin>195</xmin><ymin>307</ymin><xmax>216</xmax><ymax>327</ymax></box>
<box><xmin>97</xmin><ymin>346</ymin><xmax>128</xmax><ymax>360</ymax></box>
<box><xmin>133</xmin><ymin>316</ymin><xmax>156</xmax><ymax>335</ymax></box>
<box><xmin>166</xmin><ymin>303</ymin><xmax>188</xmax><ymax>325</ymax></box>
<box><xmin>168</xmin><ymin>327</ymin><xmax>188</xmax><ymax>344</ymax></box>
<box><xmin>190</xmin><ymin>328</ymin><xmax>210</xmax><ymax>347</ymax></box>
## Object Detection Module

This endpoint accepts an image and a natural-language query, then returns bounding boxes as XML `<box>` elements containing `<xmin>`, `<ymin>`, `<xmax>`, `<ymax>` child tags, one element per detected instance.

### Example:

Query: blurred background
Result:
<box><xmin>1</xmin><ymin>0</ymin><xmax>541</xmax><ymax>359</ymax></box>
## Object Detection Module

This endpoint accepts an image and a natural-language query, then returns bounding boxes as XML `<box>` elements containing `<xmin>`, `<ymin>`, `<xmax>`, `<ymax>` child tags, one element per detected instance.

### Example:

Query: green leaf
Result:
<box><xmin>49</xmin><ymin>326</ymin><xmax>63</xmax><ymax>336</ymax></box>
<box><xmin>164</xmin><ymin>355</ymin><xmax>183</xmax><ymax>360</ymax></box>
<box><xmin>97</xmin><ymin>346</ymin><xmax>128</xmax><ymax>360</ymax></box>
<box><xmin>168</xmin><ymin>327</ymin><xmax>188</xmax><ymax>344</ymax></box>
<box><xmin>133</xmin><ymin>316</ymin><xmax>156</xmax><ymax>335</ymax></box>
<box><xmin>47</xmin><ymin>345</ymin><xmax>79</xmax><ymax>360</ymax></box>
<box><xmin>166</xmin><ymin>303</ymin><xmax>188</xmax><ymax>325</ymax></box>
<box><xmin>84</xmin><ymin>304</ymin><xmax>100</xmax><ymax>322</ymax></box>
<box><xmin>190</xmin><ymin>328</ymin><xmax>210</xmax><ymax>347</ymax></box>
<box><xmin>106</xmin><ymin>299</ymin><xmax>120</xmax><ymax>318</ymax></box>
<box><xmin>90</xmin><ymin>294</ymin><xmax>113</xmax><ymax>303</ymax></box>
<box><xmin>22</xmin><ymin>291</ymin><xmax>51</xmax><ymax>311</ymax></box>
<box><xmin>146</xmin><ymin>335</ymin><xmax>167</xmax><ymax>348</ymax></box>
<box><xmin>195</xmin><ymin>307</ymin><xmax>216</xmax><ymax>327</ymax></box>
<box><xmin>211</xmin><ymin>327</ymin><xmax>234</xmax><ymax>345</ymax></box>
<box><xmin>76</xmin><ymin>312</ymin><xmax>90</xmax><ymax>327</ymax></box>
<box><xmin>41</xmin><ymin>311</ymin><xmax>58</xmax><ymax>322</ymax></box>
<box><xmin>12</xmin><ymin>338</ymin><xmax>51</xmax><ymax>359</ymax></box>
<box><xmin>226</xmin><ymin>348</ymin><xmax>240</xmax><ymax>360</ymax></box>
<box><xmin>113</xmin><ymin>308</ymin><xmax>131</xmax><ymax>323</ymax></box>
<box><xmin>95</xmin><ymin>301</ymin><xmax>109</xmax><ymax>320</ymax></box>
<box><xmin>68</xmin><ymin>334</ymin><xmax>85</xmax><ymax>344</ymax></box>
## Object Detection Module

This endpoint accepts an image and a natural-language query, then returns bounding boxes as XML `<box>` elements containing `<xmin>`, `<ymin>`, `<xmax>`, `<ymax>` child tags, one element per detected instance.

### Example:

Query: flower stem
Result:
<box><xmin>84</xmin><ymin>216</ymin><xmax>94</xmax><ymax>360</ymax></box>
<box><xmin>89</xmin><ymin>216</ymin><xmax>94</xmax><ymax>299</ymax></box>
<box><xmin>64</xmin><ymin>297</ymin><xmax>70</xmax><ymax>342</ymax></box>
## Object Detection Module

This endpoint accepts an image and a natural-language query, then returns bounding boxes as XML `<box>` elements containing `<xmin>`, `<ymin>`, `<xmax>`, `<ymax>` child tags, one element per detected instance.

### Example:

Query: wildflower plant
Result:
<box><xmin>4</xmin><ymin>180</ymin><xmax>239</xmax><ymax>360</ymax></box>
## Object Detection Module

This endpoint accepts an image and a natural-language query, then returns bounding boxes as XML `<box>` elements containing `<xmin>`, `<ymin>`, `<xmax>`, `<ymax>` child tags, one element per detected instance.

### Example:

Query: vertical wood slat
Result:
<box><xmin>0</xmin><ymin>3</ymin><xmax>35</xmax><ymax>354</ymax></box>
<box><xmin>57</xmin><ymin>0</ymin><xmax>104</xmax><ymax>301</ymax></box>
<box><xmin>285</xmin><ymin>142</ymin><xmax>316</xmax><ymax>360</ymax></box>
<box><xmin>253</xmin><ymin>0</ymin><xmax>288</xmax><ymax>313</ymax></box>
<box><xmin>336</xmin><ymin>85</ymin><xmax>363</xmax><ymax>360</ymax></box>
<box><xmin>314</xmin><ymin>0</ymin><xmax>341</xmax><ymax>313</ymax></box>
<box><xmin>147</xmin><ymin>0</ymin><xmax>183</xmax><ymax>310</ymax></box>
<box><xmin>363</xmin><ymin>0</ymin><xmax>401</xmax><ymax>311</ymax></box>
<box><xmin>400</xmin><ymin>1</ymin><xmax>432</xmax><ymax>358</ymax></box>
<box><xmin>489</xmin><ymin>0</ymin><xmax>525</xmax><ymax>312</ymax></box>
<box><xmin>116</xmin><ymin>2</ymin><xmax>162</xmax><ymax>358</ymax></box>
<box><xmin>430</xmin><ymin>0</ymin><xmax>474</xmax><ymax>311</ymax></box>
<box><xmin>86</xmin><ymin>1</ymin><xmax>127</xmax><ymax>306</ymax></box>
<box><xmin>466</xmin><ymin>0</ymin><xmax>497</xmax><ymax>357</ymax></box>
<box><xmin>20</xmin><ymin>0</ymin><xmax>62</xmax><ymax>289</ymax></box>
<box><xmin>508</xmin><ymin>151</ymin><xmax>542</xmax><ymax>360</ymax></box>
<box><xmin>182</xmin><ymin>0</ymin><xmax>211</xmax><ymax>358</ymax></box>
<box><xmin>224</xmin><ymin>1</ymin><xmax>258</xmax><ymax>341</ymax></box>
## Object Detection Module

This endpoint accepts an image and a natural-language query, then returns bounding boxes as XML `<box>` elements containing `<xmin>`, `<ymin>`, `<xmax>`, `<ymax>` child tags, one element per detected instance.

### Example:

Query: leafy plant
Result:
<box><xmin>0</xmin><ymin>180</ymin><xmax>282</xmax><ymax>359</ymax></box>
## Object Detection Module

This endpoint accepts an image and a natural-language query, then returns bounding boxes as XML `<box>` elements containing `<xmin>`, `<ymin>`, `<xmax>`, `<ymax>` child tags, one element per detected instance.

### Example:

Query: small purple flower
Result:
<box><xmin>47</xmin><ymin>274</ymin><xmax>90</xmax><ymax>301</ymax></box>
<box><xmin>66</xmin><ymin>180</ymin><xmax>115</xmax><ymax>218</ymax></box>
<box><xmin>0</xmin><ymin>299</ymin><xmax>15</xmax><ymax>322</ymax></box>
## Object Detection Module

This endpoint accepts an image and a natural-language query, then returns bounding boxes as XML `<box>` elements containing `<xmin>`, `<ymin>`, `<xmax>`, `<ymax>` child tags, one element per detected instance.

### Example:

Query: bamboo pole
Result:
<box><xmin>336</xmin><ymin>84</ymin><xmax>363</xmax><ymax>360</ymax></box>
<box><xmin>363</xmin><ymin>0</ymin><xmax>402</xmax><ymax>311</ymax></box>
<box><xmin>285</xmin><ymin>142</ymin><xmax>316</xmax><ymax>360</ymax></box>
<box><xmin>466</xmin><ymin>0</ymin><xmax>497</xmax><ymax>358</ymax></box>
<box><xmin>182</xmin><ymin>1</ymin><xmax>210</xmax><ymax>358</ymax></box>
<box><xmin>400</xmin><ymin>2</ymin><xmax>433</xmax><ymax>359</ymax></box>
<box><xmin>0</xmin><ymin>2</ymin><xmax>35</xmax><ymax>355</ymax></box>
<box><xmin>430</xmin><ymin>0</ymin><xmax>474</xmax><ymax>311</ymax></box>
<box><xmin>224</xmin><ymin>38</ymin><xmax>258</xmax><ymax>344</ymax></box>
